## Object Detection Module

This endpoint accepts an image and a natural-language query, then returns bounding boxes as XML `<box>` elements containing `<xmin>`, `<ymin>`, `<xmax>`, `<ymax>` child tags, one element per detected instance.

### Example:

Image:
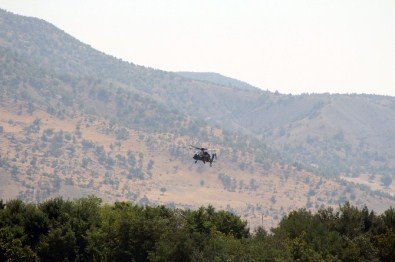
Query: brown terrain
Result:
<box><xmin>1</xmin><ymin>8</ymin><xmax>395</xmax><ymax>230</ymax></box>
<box><xmin>2</xmin><ymin>102</ymin><xmax>394</xmax><ymax>229</ymax></box>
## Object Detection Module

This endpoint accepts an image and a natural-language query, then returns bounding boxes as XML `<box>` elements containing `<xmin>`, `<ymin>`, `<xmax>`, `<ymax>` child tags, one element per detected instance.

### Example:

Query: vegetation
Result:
<box><xmin>2</xmin><ymin>8</ymin><xmax>395</xmax><ymax>183</ymax></box>
<box><xmin>1</xmin><ymin>197</ymin><xmax>395</xmax><ymax>261</ymax></box>
<box><xmin>2</xmin><ymin>7</ymin><xmax>395</xmax><ymax>242</ymax></box>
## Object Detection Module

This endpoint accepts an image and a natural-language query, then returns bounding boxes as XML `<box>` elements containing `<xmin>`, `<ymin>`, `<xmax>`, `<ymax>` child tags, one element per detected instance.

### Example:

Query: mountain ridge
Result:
<box><xmin>176</xmin><ymin>71</ymin><xmax>260</xmax><ymax>92</ymax></box>
<box><xmin>1</xmin><ymin>9</ymin><xmax>395</xmax><ymax>228</ymax></box>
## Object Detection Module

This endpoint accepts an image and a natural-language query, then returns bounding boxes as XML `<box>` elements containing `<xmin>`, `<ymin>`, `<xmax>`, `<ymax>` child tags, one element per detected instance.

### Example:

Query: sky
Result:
<box><xmin>1</xmin><ymin>0</ymin><xmax>394</xmax><ymax>96</ymax></box>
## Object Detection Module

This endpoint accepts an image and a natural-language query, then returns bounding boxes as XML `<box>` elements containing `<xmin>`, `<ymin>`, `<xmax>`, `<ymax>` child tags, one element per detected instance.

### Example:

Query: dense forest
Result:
<box><xmin>1</xmin><ymin>197</ymin><xmax>394</xmax><ymax>261</ymax></box>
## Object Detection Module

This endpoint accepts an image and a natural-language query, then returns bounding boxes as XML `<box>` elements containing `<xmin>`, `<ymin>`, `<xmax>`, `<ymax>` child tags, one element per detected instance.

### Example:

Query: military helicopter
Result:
<box><xmin>189</xmin><ymin>145</ymin><xmax>217</xmax><ymax>167</ymax></box>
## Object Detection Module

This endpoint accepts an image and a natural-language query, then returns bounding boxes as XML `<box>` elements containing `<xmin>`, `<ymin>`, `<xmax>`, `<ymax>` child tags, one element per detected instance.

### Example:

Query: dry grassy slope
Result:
<box><xmin>278</xmin><ymin>96</ymin><xmax>395</xmax><ymax>152</ymax></box>
<box><xmin>2</xmin><ymin>104</ymin><xmax>395</xmax><ymax>229</ymax></box>
<box><xmin>2</xmin><ymin>9</ymin><xmax>395</xmax><ymax>185</ymax></box>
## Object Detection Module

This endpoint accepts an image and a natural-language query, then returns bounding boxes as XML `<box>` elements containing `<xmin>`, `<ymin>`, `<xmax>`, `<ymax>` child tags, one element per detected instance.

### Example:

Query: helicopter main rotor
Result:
<box><xmin>189</xmin><ymin>145</ymin><xmax>216</xmax><ymax>152</ymax></box>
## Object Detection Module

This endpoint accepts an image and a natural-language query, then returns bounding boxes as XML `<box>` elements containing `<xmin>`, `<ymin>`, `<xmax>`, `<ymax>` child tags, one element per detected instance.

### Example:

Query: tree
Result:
<box><xmin>337</xmin><ymin>202</ymin><xmax>364</xmax><ymax>238</ymax></box>
<box><xmin>185</xmin><ymin>206</ymin><xmax>249</xmax><ymax>239</ymax></box>
<box><xmin>70</xmin><ymin>196</ymin><xmax>102</xmax><ymax>260</ymax></box>
<box><xmin>0</xmin><ymin>228</ymin><xmax>38</xmax><ymax>262</ymax></box>
<box><xmin>381</xmin><ymin>175</ymin><xmax>392</xmax><ymax>188</ymax></box>
<box><xmin>25</xmin><ymin>118</ymin><xmax>41</xmax><ymax>134</ymax></box>
<box><xmin>22</xmin><ymin>204</ymin><xmax>49</xmax><ymax>249</ymax></box>
<box><xmin>3</xmin><ymin>196</ymin><xmax>395</xmax><ymax>261</ymax></box>
<box><xmin>37</xmin><ymin>226</ymin><xmax>77</xmax><ymax>261</ymax></box>
<box><xmin>381</xmin><ymin>207</ymin><xmax>395</xmax><ymax>229</ymax></box>
<box><xmin>115</xmin><ymin>127</ymin><xmax>129</xmax><ymax>140</ymax></box>
<box><xmin>374</xmin><ymin>229</ymin><xmax>395</xmax><ymax>262</ymax></box>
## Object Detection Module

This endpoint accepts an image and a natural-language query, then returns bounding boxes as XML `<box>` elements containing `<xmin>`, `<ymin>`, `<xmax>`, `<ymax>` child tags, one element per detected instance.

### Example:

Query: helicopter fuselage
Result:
<box><xmin>193</xmin><ymin>151</ymin><xmax>215</xmax><ymax>166</ymax></box>
<box><xmin>193</xmin><ymin>153</ymin><xmax>210</xmax><ymax>162</ymax></box>
<box><xmin>188</xmin><ymin>145</ymin><xmax>217</xmax><ymax>167</ymax></box>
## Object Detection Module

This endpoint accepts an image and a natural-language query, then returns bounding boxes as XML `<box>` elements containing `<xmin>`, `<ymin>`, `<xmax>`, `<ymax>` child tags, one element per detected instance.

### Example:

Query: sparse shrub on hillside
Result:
<box><xmin>218</xmin><ymin>173</ymin><xmax>237</xmax><ymax>192</ymax></box>
<box><xmin>138</xmin><ymin>152</ymin><xmax>144</xmax><ymax>165</ymax></box>
<box><xmin>333</xmin><ymin>130</ymin><xmax>345</xmax><ymax>142</ymax></box>
<box><xmin>30</xmin><ymin>156</ymin><xmax>37</xmax><ymax>166</ymax></box>
<box><xmin>53</xmin><ymin>131</ymin><xmax>64</xmax><ymax>143</ymax></box>
<box><xmin>44</xmin><ymin>128</ymin><xmax>54</xmax><ymax>136</ymax></box>
<box><xmin>381</xmin><ymin>175</ymin><xmax>392</xmax><ymax>188</ymax></box>
<box><xmin>96</xmin><ymin>88</ymin><xmax>110</xmax><ymax>103</ymax></box>
<box><xmin>81</xmin><ymin>158</ymin><xmax>89</xmax><ymax>169</ymax></box>
<box><xmin>115</xmin><ymin>154</ymin><xmax>126</xmax><ymax>166</ymax></box>
<box><xmin>25</xmin><ymin>118</ymin><xmax>41</xmax><ymax>134</ymax></box>
<box><xmin>81</xmin><ymin>139</ymin><xmax>94</xmax><ymax>150</ymax></box>
<box><xmin>48</xmin><ymin>134</ymin><xmax>64</xmax><ymax>157</ymax></box>
<box><xmin>64</xmin><ymin>133</ymin><xmax>71</xmax><ymax>141</ymax></box>
<box><xmin>270</xmin><ymin>195</ymin><xmax>276</xmax><ymax>204</ymax></box>
<box><xmin>147</xmin><ymin>160</ymin><xmax>154</xmax><ymax>174</ymax></box>
<box><xmin>106</xmin><ymin>156</ymin><xmax>115</xmax><ymax>169</ymax></box>
<box><xmin>95</xmin><ymin>145</ymin><xmax>105</xmax><ymax>156</ymax></box>
<box><xmin>277</xmin><ymin>127</ymin><xmax>286</xmax><ymax>137</ymax></box>
<box><xmin>74</xmin><ymin>122</ymin><xmax>81</xmax><ymax>134</ymax></box>
<box><xmin>27</xmin><ymin>102</ymin><xmax>35</xmax><ymax>115</ymax></box>
<box><xmin>10</xmin><ymin>165</ymin><xmax>19</xmax><ymax>177</ymax></box>
<box><xmin>115</xmin><ymin>127</ymin><xmax>129</xmax><ymax>140</ymax></box>
<box><xmin>45</xmin><ymin>105</ymin><xmax>56</xmax><ymax>115</ymax></box>
<box><xmin>239</xmin><ymin>162</ymin><xmax>247</xmax><ymax>170</ymax></box>
<box><xmin>128</xmin><ymin>167</ymin><xmax>144</xmax><ymax>180</ymax></box>
<box><xmin>307</xmin><ymin>189</ymin><xmax>316</xmax><ymax>196</ymax></box>
<box><xmin>127</xmin><ymin>151</ymin><xmax>136</xmax><ymax>166</ymax></box>
<box><xmin>61</xmin><ymin>92</ymin><xmax>73</xmax><ymax>106</ymax></box>
<box><xmin>249</xmin><ymin>179</ymin><xmax>259</xmax><ymax>191</ymax></box>
<box><xmin>97</xmin><ymin>154</ymin><xmax>107</xmax><ymax>166</ymax></box>
<box><xmin>238</xmin><ymin>180</ymin><xmax>244</xmax><ymax>190</ymax></box>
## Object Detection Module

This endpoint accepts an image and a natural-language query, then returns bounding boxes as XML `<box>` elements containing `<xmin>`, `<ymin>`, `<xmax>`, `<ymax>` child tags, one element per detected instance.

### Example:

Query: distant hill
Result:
<box><xmin>1</xmin><ymin>8</ymin><xmax>395</xmax><ymax>228</ymax></box>
<box><xmin>176</xmin><ymin>71</ymin><xmax>259</xmax><ymax>91</ymax></box>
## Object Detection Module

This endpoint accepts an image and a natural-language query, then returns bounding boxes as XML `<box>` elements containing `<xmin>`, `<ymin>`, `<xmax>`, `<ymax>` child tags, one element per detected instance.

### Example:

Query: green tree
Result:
<box><xmin>70</xmin><ymin>196</ymin><xmax>102</xmax><ymax>260</ymax></box>
<box><xmin>336</xmin><ymin>202</ymin><xmax>364</xmax><ymax>238</ymax></box>
<box><xmin>39</xmin><ymin>197</ymin><xmax>73</xmax><ymax>228</ymax></box>
<box><xmin>0</xmin><ymin>228</ymin><xmax>38</xmax><ymax>262</ymax></box>
<box><xmin>381</xmin><ymin>207</ymin><xmax>395</xmax><ymax>229</ymax></box>
<box><xmin>374</xmin><ymin>229</ymin><xmax>395</xmax><ymax>262</ymax></box>
<box><xmin>22</xmin><ymin>204</ymin><xmax>49</xmax><ymax>249</ymax></box>
<box><xmin>37</xmin><ymin>226</ymin><xmax>77</xmax><ymax>261</ymax></box>
<box><xmin>185</xmin><ymin>206</ymin><xmax>249</xmax><ymax>238</ymax></box>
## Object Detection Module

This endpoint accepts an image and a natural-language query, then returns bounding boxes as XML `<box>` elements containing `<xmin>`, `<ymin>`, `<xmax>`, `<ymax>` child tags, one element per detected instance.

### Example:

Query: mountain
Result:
<box><xmin>176</xmin><ymin>72</ymin><xmax>260</xmax><ymax>91</ymax></box>
<box><xmin>1</xmin><ymin>9</ymin><xmax>394</xmax><ymax>229</ymax></box>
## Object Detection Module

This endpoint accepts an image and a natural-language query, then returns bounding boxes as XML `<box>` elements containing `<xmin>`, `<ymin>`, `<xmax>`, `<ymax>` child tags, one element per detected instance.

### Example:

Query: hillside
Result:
<box><xmin>176</xmin><ymin>72</ymin><xmax>259</xmax><ymax>91</ymax></box>
<box><xmin>1</xmin><ymin>9</ymin><xmax>395</xmax><ymax>228</ymax></box>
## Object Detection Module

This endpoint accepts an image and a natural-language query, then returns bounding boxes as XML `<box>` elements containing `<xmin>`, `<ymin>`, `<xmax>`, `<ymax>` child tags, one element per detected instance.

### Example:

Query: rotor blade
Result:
<box><xmin>189</xmin><ymin>145</ymin><xmax>206</xmax><ymax>151</ymax></box>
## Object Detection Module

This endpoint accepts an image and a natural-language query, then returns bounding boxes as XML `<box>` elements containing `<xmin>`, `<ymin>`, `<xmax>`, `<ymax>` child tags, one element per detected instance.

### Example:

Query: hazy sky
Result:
<box><xmin>1</xmin><ymin>0</ymin><xmax>394</xmax><ymax>96</ymax></box>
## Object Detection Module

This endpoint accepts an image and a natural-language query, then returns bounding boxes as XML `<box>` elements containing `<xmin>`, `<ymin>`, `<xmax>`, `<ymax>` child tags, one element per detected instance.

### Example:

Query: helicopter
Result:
<box><xmin>189</xmin><ymin>145</ymin><xmax>217</xmax><ymax>167</ymax></box>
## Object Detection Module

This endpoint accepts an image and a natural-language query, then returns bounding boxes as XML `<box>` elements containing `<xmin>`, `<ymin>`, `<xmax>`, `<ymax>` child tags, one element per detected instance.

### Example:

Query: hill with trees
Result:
<box><xmin>1</xmin><ymin>8</ymin><xmax>395</xmax><ymax>229</ymax></box>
